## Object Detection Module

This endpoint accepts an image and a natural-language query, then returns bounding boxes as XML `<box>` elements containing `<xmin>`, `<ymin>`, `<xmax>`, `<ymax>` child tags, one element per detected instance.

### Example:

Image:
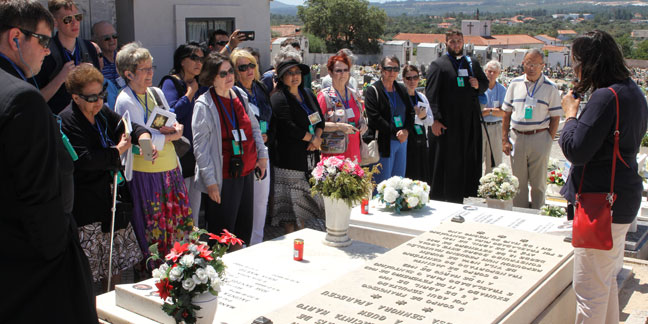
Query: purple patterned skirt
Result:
<box><xmin>127</xmin><ymin>167</ymin><xmax>194</xmax><ymax>258</ymax></box>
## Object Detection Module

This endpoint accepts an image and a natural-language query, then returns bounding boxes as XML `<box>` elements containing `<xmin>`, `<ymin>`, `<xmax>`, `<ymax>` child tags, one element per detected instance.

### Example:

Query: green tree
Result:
<box><xmin>616</xmin><ymin>34</ymin><xmax>634</xmax><ymax>58</ymax></box>
<box><xmin>297</xmin><ymin>0</ymin><xmax>387</xmax><ymax>54</ymax></box>
<box><xmin>306</xmin><ymin>33</ymin><xmax>326</xmax><ymax>53</ymax></box>
<box><xmin>635</xmin><ymin>40</ymin><xmax>648</xmax><ymax>60</ymax></box>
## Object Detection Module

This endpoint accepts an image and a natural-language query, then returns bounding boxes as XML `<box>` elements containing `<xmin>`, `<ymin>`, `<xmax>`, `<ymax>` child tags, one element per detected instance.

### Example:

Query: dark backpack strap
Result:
<box><xmin>47</xmin><ymin>41</ymin><xmax>64</xmax><ymax>83</ymax></box>
<box><xmin>158</xmin><ymin>75</ymin><xmax>187</xmax><ymax>95</ymax></box>
<box><xmin>148</xmin><ymin>87</ymin><xmax>166</xmax><ymax>110</ymax></box>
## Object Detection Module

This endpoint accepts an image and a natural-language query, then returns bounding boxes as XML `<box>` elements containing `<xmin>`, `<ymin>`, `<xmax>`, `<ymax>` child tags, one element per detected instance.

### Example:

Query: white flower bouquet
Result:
<box><xmin>376</xmin><ymin>176</ymin><xmax>430</xmax><ymax>213</ymax></box>
<box><xmin>540</xmin><ymin>205</ymin><xmax>567</xmax><ymax>217</ymax></box>
<box><xmin>478</xmin><ymin>163</ymin><xmax>519</xmax><ymax>200</ymax></box>
<box><xmin>148</xmin><ymin>229</ymin><xmax>243</xmax><ymax>323</ymax></box>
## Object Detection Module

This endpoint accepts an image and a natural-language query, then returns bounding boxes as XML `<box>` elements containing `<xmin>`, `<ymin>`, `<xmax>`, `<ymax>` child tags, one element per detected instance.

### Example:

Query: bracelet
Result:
<box><xmin>565</xmin><ymin>116</ymin><xmax>577</xmax><ymax>123</ymax></box>
<box><xmin>225</xmin><ymin>44</ymin><xmax>232</xmax><ymax>53</ymax></box>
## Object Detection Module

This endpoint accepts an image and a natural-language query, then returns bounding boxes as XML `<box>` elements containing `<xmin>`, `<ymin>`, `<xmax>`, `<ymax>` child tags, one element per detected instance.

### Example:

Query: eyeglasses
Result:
<box><xmin>284</xmin><ymin>70</ymin><xmax>301</xmax><ymax>77</ymax></box>
<box><xmin>77</xmin><ymin>84</ymin><xmax>108</xmax><ymax>103</ymax></box>
<box><xmin>237</xmin><ymin>63</ymin><xmax>256</xmax><ymax>72</ymax></box>
<box><xmin>333</xmin><ymin>68</ymin><xmax>349</xmax><ymax>74</ymax></box>
<box><xmin>524</xmin><ymin>62</ymin><xmax>544</xmax><ymax>69</ymax></box>
<box><xmin>136</xmin><ymin>66</ymin><xmax>156</xmax><ymax>74</ymax></box>
<box><xmin>101</xmin><ymin>33</ymin><xmax>118</xmax><ymax>42</ymax></box>
<box><xmin>13</xmin><ymin>26</ymin><xmax>51</xmax><ymax>49</ymax></box>
<box><xmin>404</xmin><ymin>75</ymin><xmax>420</xmax><ymax>81</ymax></box>
<box><xmin>216</xmin><ymin>40</ymin><xmax>228</xmax><ymax>46</ymax></box>
<box><xmin>217</xmin><ymin>68</ymin><xmax>235</xmax><ymax>78</ymax></box>
<box><xmin>187</xmin><ymin>54</ymin><xmax>204</xmax><ymax>62</ymax></box>
<box><xmin>61</xmin><ymin>13</ymin><xmax>83</xmax><ymax>25</ymax></box>
<box><xmin>382</xmin><ymin>66</ymin><xmax>400</xmax><ymax>72</ymax></box>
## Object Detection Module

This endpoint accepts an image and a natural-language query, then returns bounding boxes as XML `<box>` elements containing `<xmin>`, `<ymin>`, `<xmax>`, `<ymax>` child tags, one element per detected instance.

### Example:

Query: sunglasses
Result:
<box><xmin>77</xmin><ymin>84</ymin><xmax>108</xmax><ymax>103</ymax></box>
<box><xmin>101</xmin><ymin>33</ymin><xmax>118</xmax><ymax>42</ymax></box>
<box><xmin>61</xmin><ymin>13</ymin><xmax>83</xmax><ymax>25</ymax></box>
<box><xmin>187</xmin><ymin>54</ymin><xmax>204</xmax><ymax>62</ymax></box>
<box><xmin>216</xmin><ymin>40</ymin><xmax>228</xmax><ymax>46</ymax></box>
<box><xmin>382</xmin><ymin>66</ymin><xmax>400</xmax><ymax>72</ymax></box>
<box><xmin>237</xmin><ymin>63</ymin><xmax>256</xmax><ymax>72</ymax></box>
<box><xmin>13</xmin><ymin>26</ymin><xmax>51</xmax><ymax>49</ymax></box>
<box><xmin>333</xmin><ymin>68</ymin><xmax>349</xmax><ymax>74</ymax></box>
<box><xmin>217</xmin><ymin>68</ymin><xmax>235</xmax><ymax>78</ymax></box>
<box><xmin>284</xmin><ymin>70</ymin><xmax>301</xmax><ymax>77</ymax></box>
<box><xmin>404</xmin><ymin>75</ymin><xmax>420</xmax><ymax>81</ymax></box>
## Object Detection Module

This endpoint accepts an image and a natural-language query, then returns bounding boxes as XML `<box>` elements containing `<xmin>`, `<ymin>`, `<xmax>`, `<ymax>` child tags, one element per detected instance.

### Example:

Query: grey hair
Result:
<box><xmin>116</xmin><ymin>42</ymin><xmax>153</xmax><ymax>82</ymax></box>
<box><xmin>339</xmin><ymin>48</ymin><xmax>355</xmax><ymax>65</ymax></box>
<box><xmin>524</xmin><ymin>48</ymin><xmax>544</xmax><ymax>60</ymax></box>
<box><xmin>273</xmin><ymin>45</ymin><xmax>302</xmax><ymax>69</ymax></box>
<box><xmin>484</xmin><ymin>60</ymin><xmax>502</xmax><ymax>71</ymax></box>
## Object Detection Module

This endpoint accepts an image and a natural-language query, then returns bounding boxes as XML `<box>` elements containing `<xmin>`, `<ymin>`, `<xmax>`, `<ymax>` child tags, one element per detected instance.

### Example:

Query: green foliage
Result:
<box><xmin>635</xmin><ymin>40</ymin><xmax>648</xmax><ymax>60</ymax></box>
<box><xmin>642</xmin><ymin>132</ymin><xmax>648</xmax><ymax>147</ymax></box>
<box><xmin>270</xmin><ymin>14</ymin><xmax>302</xmax><ymax>26</ymax></box>
<box><xmin>540</xmin><ymin>205</ymin><xmax>566</xmax><ymax>217</ymax></box>
<box><xmin>617</xmin><ymin>34</ymin><xmax>634</xmax><ymax>58</ymax></box>
<box><xmin>306</xmin><ymin>33</ymin><xmax>326</xmax><ymax>53</ymax></box>
<box><xmin>298</xmin><ymin>0</ymin><xmax>386</xmax><ymax>54</ymax></box>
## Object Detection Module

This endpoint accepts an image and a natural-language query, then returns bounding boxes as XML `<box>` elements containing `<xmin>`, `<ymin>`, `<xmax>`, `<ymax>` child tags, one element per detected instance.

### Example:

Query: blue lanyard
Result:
<box><xmin>383</xmin><ymin>88</ymin><xmax>398</xmax><ymax>116</ymax></box>
<box><xmin>215</xmin><ymin>90</ymin><xmax>237</xmax><ymax>130</ymax></box>
<box><xmin>334</xmin><ymin>87</ymin><xmax>350</xmax><ymax>110</ymax></box>
<box><xmin>526</xmin><ymin>76</ymin><xmax>543</xmax><ymax>98</ymax></box>
<box><xmin>0</xmin><ymin>53</ymin><xmax>27</xmax><ymax>82</ymax></box>
<box><xmin>238</xmin><ymin>82</ymin><xmax>258</xmax><ymax>107</ymax></box>
<box><xmin>62</xmin><ymin>39</ymin><xmax>81</xmax><ymax>65</ymax></box>
<box><xmin>130</xmin><ymin>87</ymin><xmax>150</xmax><ymax>123</ymax></box>
<box><xmin>447</xmin><ymin>53</ymin><xmax>474</xmax><ymax>76</ymax></box>
<box><xmin>94</xmin><ymin>115</ymin><xmax>114</xmax><ymax>148</ymax></box>
<box><xmin>298</xmin><ymin>89</ymin><xmax>313</xmax><ymax>115</ymax></box>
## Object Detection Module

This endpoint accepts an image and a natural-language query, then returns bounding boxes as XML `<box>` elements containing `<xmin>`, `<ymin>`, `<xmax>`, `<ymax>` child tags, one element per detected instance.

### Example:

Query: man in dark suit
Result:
<box><xmin>0</xmin><ymin>1</ymin><xmax>97</xmax><ymax>322</ymax></box>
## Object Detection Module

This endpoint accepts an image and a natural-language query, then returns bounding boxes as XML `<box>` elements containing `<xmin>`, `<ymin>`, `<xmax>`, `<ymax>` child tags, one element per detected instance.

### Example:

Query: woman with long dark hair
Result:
<box><xmin>560</xmin><ymin>30</ymin><xmax>648</xmax><ymax>323</ymax></box>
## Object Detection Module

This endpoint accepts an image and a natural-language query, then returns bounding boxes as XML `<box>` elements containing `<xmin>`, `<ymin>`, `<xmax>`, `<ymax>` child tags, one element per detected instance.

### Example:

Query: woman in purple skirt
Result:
<box><xmin>114</xmin><ymin>42</ymin><xmax>194</xmax><ymax>266</ymax></box>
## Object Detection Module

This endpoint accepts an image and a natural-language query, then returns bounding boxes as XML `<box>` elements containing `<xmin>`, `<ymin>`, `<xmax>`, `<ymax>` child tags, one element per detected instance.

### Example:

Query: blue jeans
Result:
<box><xmin>374</xmin><ymin>139</ymin><xmax>408</xmax><ymax>186</ymax></box>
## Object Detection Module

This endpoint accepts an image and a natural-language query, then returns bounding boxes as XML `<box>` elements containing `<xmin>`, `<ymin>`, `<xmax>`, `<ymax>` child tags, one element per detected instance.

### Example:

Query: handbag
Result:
<box><xmin>320</xmin><ymin>88</ymin><xmax>349</xmax><ymax>154</ymax></box>
<box><xmin>572</xmin><ymin>87</ymin><xmax>626</xmax><ymax>250</ymax></box>
<box><xmin>360</xmin><ymin>85</ymin><xmax>380</xmax><ymax>166</ymax></box>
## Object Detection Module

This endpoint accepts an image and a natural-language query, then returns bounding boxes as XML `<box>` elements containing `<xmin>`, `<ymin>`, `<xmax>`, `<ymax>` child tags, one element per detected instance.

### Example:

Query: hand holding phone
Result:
<box><xmin>240</xmin><ymin>31</ymin><xmax>255</xmax><ymax>41</ymax></box>
<box><xmin>139</xmin><ymin>138</ymin><xmax>154</xmax><ymax>161</ymax></box>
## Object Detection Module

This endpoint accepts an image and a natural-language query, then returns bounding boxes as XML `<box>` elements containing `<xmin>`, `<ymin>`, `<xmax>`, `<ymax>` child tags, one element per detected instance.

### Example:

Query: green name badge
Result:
<box><xmin>111</xmin><ymin>170</ymin><xmax>125</xmax><ymax>185</ymax></box>
<box><xmin>457</xmin><ymin>77</ymin><xmax>465</xmax><ymax>87</ymax></box>
<box><xmin>232</xmin><ymin>140</ymin><xmax>243</xmax><ymax>155</ymax></box>
<box><xmin>132</xmin><ymin>145</ymin><xmax>141</xmax><ymax>155</ymax></box>
<box><xmin>524</xmin><ymin>105</ymin><xmax>533</xmax><ymax>119</ymax></box>
<box><xmin>414</xmin><ymin>124</ymin><xmax>424</xmax><ymax>135</ymax></box>
<box><xmin>393</xmin><ymin>116</ymin><xmax>403</xmax><ymax>128</ymax></box>
<box><xmin>309</xmin><ymin>124</ymin><xmax>315</xmax><ymax>135</ymax></box>
<box><xmin>260</xmin><ymin>120</ymin><xmax>268</xmax><ymax>134</ymax></box>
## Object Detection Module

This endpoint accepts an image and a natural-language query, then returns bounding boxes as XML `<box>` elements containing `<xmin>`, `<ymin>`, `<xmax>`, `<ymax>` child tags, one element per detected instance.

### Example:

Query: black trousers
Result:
<box><xmin>204</xmin><ymin>173</ymin><xmax>254</xmax><ymax>244</ymax></box>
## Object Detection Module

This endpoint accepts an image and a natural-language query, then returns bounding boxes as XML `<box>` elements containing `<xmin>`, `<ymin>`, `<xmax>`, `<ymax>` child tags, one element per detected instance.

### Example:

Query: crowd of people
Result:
<box><xmin>2</xmin><ymin>0</ymin><xmax>647</xmax><ymax>323</ymax></box>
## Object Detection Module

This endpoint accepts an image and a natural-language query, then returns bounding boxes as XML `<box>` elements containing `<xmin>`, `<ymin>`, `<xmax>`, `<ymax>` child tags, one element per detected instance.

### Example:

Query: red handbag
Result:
<box><xmin>572</xmin><ymin>87</ymin><xmax>628</xmax><ymax>250</ymax></box>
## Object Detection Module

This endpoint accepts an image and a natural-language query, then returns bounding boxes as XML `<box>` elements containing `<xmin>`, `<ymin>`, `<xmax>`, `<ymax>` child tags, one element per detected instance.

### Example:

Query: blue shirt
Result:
<box><xmin>483</xmin><ymin>82</ymin><xmax>506</xmax><ymax>123</ymax></box>
<box><xmin>384</xmin><ymin>89</ymin><xmax>406</xmax><ymax>140</ymax></box>
<box><xmin>101</xmin><ymin>52</ymin><xmax>119</xmax><ymax>83</ymax></box>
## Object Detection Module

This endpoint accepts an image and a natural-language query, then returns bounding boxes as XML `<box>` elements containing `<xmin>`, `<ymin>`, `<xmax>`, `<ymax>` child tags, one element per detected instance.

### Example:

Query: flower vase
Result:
<box><xmin>485</xmin><ymin>198</ymin><xmax>513</xmax><ymax>211</ymax></box>
<box><xmin>192</xmin><ymin>292</ymin><xmax>218</xmax><ymax>324</ymax></box>
<box><xmin>546</xmin><ymin>184</ymin><xmax>562</xmax><ymax>197</ymax></box>
<box><xmin>322</xmin><ymin>196</ymin><xmax>352</xmax><ymax>247</ymax></box>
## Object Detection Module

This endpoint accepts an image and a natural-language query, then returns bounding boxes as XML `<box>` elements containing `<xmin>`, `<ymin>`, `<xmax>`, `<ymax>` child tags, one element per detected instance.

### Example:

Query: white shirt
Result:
<box><xmin>502</xmin><ymin>74</ymin><xmax>562</xmax><ymax>131</ymax></box>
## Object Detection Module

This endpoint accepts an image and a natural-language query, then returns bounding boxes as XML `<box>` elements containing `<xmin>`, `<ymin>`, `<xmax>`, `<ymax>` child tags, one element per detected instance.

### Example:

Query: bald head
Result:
<box><xmin>92</xmin><ymin>21</ymin><xmax>117</xmax><ymax>55</ymax></box>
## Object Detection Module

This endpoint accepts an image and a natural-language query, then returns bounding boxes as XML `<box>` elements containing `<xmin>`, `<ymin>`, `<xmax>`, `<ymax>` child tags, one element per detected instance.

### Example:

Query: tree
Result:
<box><xmin>616</xmin><ymin>34</ymin><xmax>634</xmax><ymax>58</ymax></box>
<box><xmin>297</xmin><ymin>0</ymin><xmax>387</xmax><ymax>54</ymax></box>
<box><xmin>635</xmin><ymin>40</ymin><xmax>648</xmax><ymax>60</ymax></box>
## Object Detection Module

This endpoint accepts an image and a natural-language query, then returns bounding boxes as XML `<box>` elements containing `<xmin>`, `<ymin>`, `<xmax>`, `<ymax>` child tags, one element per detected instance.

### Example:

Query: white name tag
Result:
<box><xmin>458</xmin><ymin>69</ymin><xmax>469</xmax><ymax>77</ymax></box>
<box><xmin>345</xmin><ymin>108</ymin><xmax>355</xmax><ymax>119</ymax></box>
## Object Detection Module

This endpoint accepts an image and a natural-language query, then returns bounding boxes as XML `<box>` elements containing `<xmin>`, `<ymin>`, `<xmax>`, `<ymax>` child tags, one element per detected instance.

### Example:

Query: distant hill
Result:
<box><xmin>270</xmin><ymin>0</ymin><xmax>648</xmax><ymax>16</ymax></box>
<box><xmin>270</xmin><ymin>1</ymin><xmax>299</xmax><ymax>15</ymax></box>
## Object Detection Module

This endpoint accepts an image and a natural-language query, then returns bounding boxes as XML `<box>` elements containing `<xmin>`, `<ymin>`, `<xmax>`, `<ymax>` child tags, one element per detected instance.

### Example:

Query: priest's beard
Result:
<box><xmin>447</xmin><ymin>46</ymin><xmax>463</xmax><ymax>57</ymax></box>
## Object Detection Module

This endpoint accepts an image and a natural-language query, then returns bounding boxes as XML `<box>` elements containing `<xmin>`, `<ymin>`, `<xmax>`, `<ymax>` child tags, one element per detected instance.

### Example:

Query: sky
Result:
<box><xmin>279</xmin><ymin>0</ymin><xmax>388</xmax><ymax>5</ymax></box>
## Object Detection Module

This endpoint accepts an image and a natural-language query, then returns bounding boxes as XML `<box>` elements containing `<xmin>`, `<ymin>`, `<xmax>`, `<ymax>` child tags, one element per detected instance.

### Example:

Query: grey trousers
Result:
<box><xmin>511</xmin><ymin>130</ymin><xmax>552</xmax><ymax>209</ymax></box>
<box><xmin>482</xmin><ymin>121</ymin><xmax>503</xmax><ymax>174</ymax></box>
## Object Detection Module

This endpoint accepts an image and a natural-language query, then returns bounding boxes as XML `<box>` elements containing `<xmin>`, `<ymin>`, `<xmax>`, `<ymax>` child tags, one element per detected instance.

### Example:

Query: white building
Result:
<box><xmin>382</xmin><ymin>40</ymin><xmax>413</xmax><ymax>65</ymax></box>
<box><xmin>415</xmin><ymin>43</ymin><xmax>445</xmax><ymax>66</ymax></box>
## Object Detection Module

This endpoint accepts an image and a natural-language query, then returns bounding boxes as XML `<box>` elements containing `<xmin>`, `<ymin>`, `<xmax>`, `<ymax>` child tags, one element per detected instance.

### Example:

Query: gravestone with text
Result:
<box><xmin>265</xmin><ymin>222</ymin><xmax>573</xmax><ymax>324</ymax></box>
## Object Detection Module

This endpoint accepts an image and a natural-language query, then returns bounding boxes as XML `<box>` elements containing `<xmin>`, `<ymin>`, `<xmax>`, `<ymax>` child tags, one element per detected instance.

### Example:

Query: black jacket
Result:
<box><xmin>60</xmin><ymin>103</ymin><xmax>149</xmax><ymax>228</ymax></box>
<box><xmin>0</xmin><ymin>55</ymin><xmax>97</xmax><ymax>323</ymax></box>
<box><xmin>364</xmin><ymin>79</ymin><xmax>415</xmax><ymax>158</ymax></box>
<box><xmin>270</xmin><ymin>86</ymin><xmax>325</xmax><ymax>171</ymax></box>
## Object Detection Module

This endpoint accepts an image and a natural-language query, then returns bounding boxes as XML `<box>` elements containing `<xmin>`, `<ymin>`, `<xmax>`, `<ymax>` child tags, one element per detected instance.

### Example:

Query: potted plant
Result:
<box><xmin>310</xmin><ymin>156</ymin><xmax>377</xmax><ymax>247</ymax></box>
<box><xmin>149</xmin><ymin>229</ymin><xmax>243</xmax><ymax>324</ymax></box>
<box><xmin>375</xmin><ymin>176</ymin><xmax>430</xmax><ymax>213</ymax></box>
<box><xmin>540</xmin><ymin>205</ymin><xmax>567</xmax><ymax>217</ymax></box>
<box><xmin>546</xmin><ymin>169</ymin><xmax>566</xmax><ymax>197</ymax></box>
<box><xmin>478</xmin><ymin>163</ymin><xmax>519</xmax><ymax>210</ymax></box>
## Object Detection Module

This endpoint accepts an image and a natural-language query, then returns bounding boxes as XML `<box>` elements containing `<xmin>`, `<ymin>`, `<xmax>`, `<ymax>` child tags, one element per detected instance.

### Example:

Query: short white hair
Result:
<box><xmin>116</xmin><ymin>42</ymin><xmax>153</xmax><ymax>82</ymax></box>
<box><xmin>485</xmin><ymin>60</ymin><xmax>501</xmax><ymax>71</ymax></box>
<box><xmin>273</xmin><ymin>45</ymin><xmax>301</xmax><ymax>69</ymax></box>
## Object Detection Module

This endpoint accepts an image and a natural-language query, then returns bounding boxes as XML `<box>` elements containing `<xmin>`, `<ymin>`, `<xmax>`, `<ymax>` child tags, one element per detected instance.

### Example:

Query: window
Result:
<box><xmin>185</xmin><ymin>18</ymin><xmax>235</xmax><ymax>44</ymax></box>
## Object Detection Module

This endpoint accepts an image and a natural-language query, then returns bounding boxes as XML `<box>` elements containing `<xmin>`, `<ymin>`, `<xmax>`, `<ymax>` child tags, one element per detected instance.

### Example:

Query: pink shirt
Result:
<box><xmin>317</xmin><ymin>88</ymin><xmax>363</xmax><ymax>164</ymax></box>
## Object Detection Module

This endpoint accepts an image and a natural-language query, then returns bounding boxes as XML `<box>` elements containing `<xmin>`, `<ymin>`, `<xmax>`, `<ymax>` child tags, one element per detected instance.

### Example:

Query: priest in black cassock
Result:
<box><xmin>425</xmin><ymin>30</ymin><xmax>489</xmax><ymax>203</ymax></box>
<box><xmin>0</xmin><ymin>1</ymin><xmax>97</xmax><ymax>322</ymax></box>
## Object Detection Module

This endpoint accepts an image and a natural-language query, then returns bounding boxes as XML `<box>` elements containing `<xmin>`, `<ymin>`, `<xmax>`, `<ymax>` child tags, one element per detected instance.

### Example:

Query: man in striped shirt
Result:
<box><xmin>502</xmin><ymin>49</ymin><xmax>562</xmax><ymax>209</ymax></box>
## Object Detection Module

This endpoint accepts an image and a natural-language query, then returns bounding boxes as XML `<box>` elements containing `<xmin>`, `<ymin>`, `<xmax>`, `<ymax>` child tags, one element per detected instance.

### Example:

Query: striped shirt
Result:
<box><xmin>102</xmin><ymin>52</ymin><xmax>119</xmax><ymax>83</ymax></box>
<box><xmin>502</xmin><ymin>74</ymin><xmax>562</xmax><ymax>131</ymax></box>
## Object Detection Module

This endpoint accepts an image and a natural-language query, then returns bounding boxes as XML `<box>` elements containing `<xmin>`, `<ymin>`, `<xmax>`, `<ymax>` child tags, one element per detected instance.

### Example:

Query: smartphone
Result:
<box><xmin>139</xmin><ymin>138</ymin><xmax>154</xmax><ymax>161</ymax></box>
<box><xmin>240</xmin><ymin>31</ymin><xmax>255</xmax><ymax>41</ymax></box>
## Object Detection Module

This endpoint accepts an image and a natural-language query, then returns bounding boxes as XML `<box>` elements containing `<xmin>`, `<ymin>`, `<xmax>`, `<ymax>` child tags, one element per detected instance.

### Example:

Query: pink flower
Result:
<box><xmin>328</xmin><ymin>157</ymin><xmax>343</xmax><ymax>168</ymax></box>
<box><xmin>312</xmin><ymin>165</ymin><xmax>325</xmax><ymax>180</ymax></box>
<box><xmin>354</xmin><ymin>168</ymin><xmax>365</xmax><ymax>177</ymax></box>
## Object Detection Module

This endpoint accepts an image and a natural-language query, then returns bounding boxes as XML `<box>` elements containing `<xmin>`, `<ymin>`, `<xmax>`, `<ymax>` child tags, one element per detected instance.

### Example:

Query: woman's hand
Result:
<box><xmin>415</xmin><ymin>106</ymin><xmax>427</xmax><ymax>120</ymax></box>
<box><xmin>161</xmin><ymin>123</ymin><xmax>184</xmax><ymax>141</ymax></box>
<box><xmin>207</xmin><ymin>184</ymin><xmax>221</xmax><ymax>203</ymax></box>
<box><xmin>114</xmin><ymin>133</ymin><xmax>132</xmax><ymax>155</ymax></box>
<box><xmin>337</xmin><ymin>123</ymin><xmax>359</xmax><ymax>134</ymax></box>
<box><xmin>562</xmin><ymin>90</ymin><xmax>581</xmax><ymax>118</ymax></box>
<box><xmin>396</xmin><ymin>129</ymin><xmax>408</xmax><ymax>143</ymax></box>
<box><xmin>308</xmin><ymin>135</ymin><xmax>322</xmax><ymax>151</ymax></box>
<box><xmin>256</xmin><ymin>158</ymin><xmax>268</xmax><ymax>179</ymax></box>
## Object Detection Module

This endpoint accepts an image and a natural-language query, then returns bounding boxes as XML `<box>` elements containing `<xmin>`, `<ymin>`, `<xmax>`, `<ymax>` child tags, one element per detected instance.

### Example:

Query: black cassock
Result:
<box><xmin>425</xmin><ymin>54</ymin><xmax>488</xmax><ymax>203</ymax></box>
